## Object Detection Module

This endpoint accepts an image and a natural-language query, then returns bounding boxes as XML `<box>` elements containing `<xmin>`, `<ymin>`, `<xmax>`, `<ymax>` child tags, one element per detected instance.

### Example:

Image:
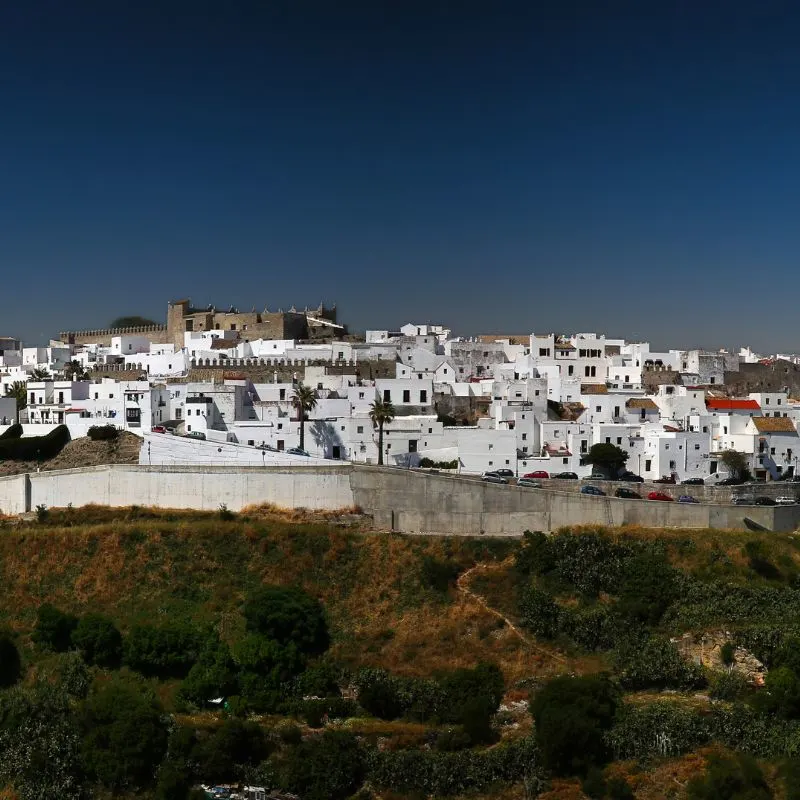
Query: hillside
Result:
<box><xmin>0</xmin><ymin>431</ymin><xmax>141</xmax><ymax>476</ymax></box>
<box><xmin>3</xmin><ymin>511</ymin><xmax>800</xmax><ymax>798</ymax></box>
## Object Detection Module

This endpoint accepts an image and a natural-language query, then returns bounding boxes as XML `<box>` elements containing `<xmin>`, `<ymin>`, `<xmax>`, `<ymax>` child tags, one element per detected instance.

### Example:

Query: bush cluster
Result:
<box><xmin>0</xmin><ymin>424</ymin><xmax>69</xmax><ymax>461</ymax></box>
<box><xmin>87</xmin><ymin>425</ymin><xmax>119</xmax><ymax>441</ymax></box>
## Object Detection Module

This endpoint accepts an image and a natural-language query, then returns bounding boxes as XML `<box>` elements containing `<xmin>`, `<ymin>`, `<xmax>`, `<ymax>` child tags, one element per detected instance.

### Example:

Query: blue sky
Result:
<box><xmin>2</xmin><ymin>1</ymin><xmax>800</xmax><ymax>350</ymax></box>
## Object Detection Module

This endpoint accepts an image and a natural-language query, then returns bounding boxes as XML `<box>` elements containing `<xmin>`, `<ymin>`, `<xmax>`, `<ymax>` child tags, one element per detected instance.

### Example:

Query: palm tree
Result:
<box><xmin>64</xmin><ymin>360</ymin><xmax>89</xmax><ymax>381</ymax></box>
<box><xmin>5</xmin><ymin>381</ymin><xmax>27</xmax><ymax>412</ymax></box>
<box><xmin>30</xmin><ymin>368</ymin><xmax>51</xmax><ymax>381</ymax></box>
<box><xmin>369</xmin><ymin>398</ymin><xmax>396</xmax><ymax>465</ymax></box>
<box><xmin>291</xmin><ymin>383</ymin><xmax>318</xmax><ymax>452</ymax></box>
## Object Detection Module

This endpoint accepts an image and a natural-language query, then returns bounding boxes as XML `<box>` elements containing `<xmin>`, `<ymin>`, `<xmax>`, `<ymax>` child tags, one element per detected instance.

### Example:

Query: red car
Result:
<box><xmin>654</xmin><ymin>475</ymin><xmax>676</xmax><ymax>484</ymax></box>
<box><xmin>647</xmin><ymin>491</ymin><xmax>674</xmax><ymax>501</ymax></box>
<box><xmin>524</xmin><ymin>471</ymin><xmax>549</xmax><ymax>479</ymax></box>
<box><xmin>151</xmin><ymin>425</ymin><xmax>166</xmax><ymax>434</ymax></box>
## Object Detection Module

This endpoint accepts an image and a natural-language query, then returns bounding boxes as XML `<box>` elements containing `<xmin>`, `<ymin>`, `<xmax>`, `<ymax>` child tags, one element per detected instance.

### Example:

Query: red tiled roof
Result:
<box><xmin>706</xmin><ymin>398</ymin><xmax>760</xmax><ymax>411</ymax></box>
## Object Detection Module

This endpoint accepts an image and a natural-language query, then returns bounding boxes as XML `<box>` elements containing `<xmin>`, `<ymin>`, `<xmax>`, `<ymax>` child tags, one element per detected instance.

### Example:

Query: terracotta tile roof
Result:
<box><xmin>554</xmin><ymin>342</ymin><xmax>575</xmax><ymax>350</ymax></box>
<box><xmin>626</xmin><ymin>398</ymin><xmax>658</xmax><ymax>410</ymax></box>
<box><xmin>752</xmin><ymin>416</ymin><xmax>798</xmax><ymax>434</ymax></box>
<box><xmin>706</xmin><ymin>398</ymin><xmax>760</xmax><ymax>411</ymax></box>
<box><xmin>581</xmin><ymin>384</ymin><xmax>608</xmax><ymax>394</ymax></box>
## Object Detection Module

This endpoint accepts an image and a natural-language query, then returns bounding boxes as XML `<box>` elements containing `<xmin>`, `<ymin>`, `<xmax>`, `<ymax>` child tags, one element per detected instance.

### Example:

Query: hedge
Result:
<box><xmin>0</xmin><ymin>425</ymin><xmax>70</xmax><ymax>461</ymax></box>
<box><xmin>0</xmin><ymin>423</ymin><xmax>22</xmax><ymax>441</ymax></box>
<box><xmin>367</xmin><ymin>736</ymin><xmax>540</xmax><ymax>795</ymax></box>
<box><xmin>87</xmin><ymin>425</ymin><xmax>119</xmax><ymax>441</ymax></box>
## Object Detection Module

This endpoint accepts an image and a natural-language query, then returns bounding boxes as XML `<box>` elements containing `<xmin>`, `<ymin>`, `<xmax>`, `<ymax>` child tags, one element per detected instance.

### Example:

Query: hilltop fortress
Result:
<box><xmin>60</xmin><ymin>299</ymin><xmax>341</xmax><ymax>349</ymax></box>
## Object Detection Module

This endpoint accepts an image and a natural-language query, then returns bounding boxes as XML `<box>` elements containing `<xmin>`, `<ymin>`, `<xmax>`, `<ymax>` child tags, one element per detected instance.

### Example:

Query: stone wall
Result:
<box><xmin>60</xmin><ymin>325</ymin><xmax>169</xmax><ymax>347</ymax></box>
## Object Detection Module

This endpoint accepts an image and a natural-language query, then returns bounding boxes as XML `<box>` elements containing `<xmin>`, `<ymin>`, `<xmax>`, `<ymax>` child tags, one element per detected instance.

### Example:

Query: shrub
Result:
<box><xmin>0</xmin><ymin>633</ymin><xmax>22</xmax><ymax>688</ymax></box>
<box><xmin>71</xmin><ymin>613</ymin><xmax>123</xmax><ymax>668</ymax></box>
<box><xmin>234</xmin><ymin>635</ymin><xmax>306</xmax><ymax>712</ymax></box>
<box><xmin>438</xmin><ymin>662</ymin><xmax>504</xmax><ymax>742</ymax></box>
<box><xmin>616</xmin><ymin>550</ymin><xmax>678</xmax><ymax>626</ymax></box>
<box><xmin>420</xmin><ymin>555</ymin><xmax>460</xmax><ymax>593</ymax></box>
<box><xmin>757</xmin><ymin>667</ymin><xmax>800</xmax><ymax>719</ymax></box>
<box><xmin>356</xmin><ymin>668</ymin><xmax>404</xmax><ymax>720</ymax></box>
<box><xmin>606</xmin><ymin>701</ymin><xmax>711</xmax><ymax>760</ymax></box>
<box><xmin>721</xmin><ymin>640</ymin><xmax>737</xmax><ymax>667</ymax></box>
<box><xmin>293</xmin><ymin>659</ymin><xmax>344</xmax><ymax>698</ymax></box>
<box><xmin>124</xmin><ymin>621</ymin><xmax>205</xmax><ymax>679</ymax></box>
<box><xmin>687</xmin><ymin>751</ymin><xmax>772</xmax><ymax>800</ymax></box>
<box><xmin>515</xmin><ymin>531</ymin><xmax>555</xmax><ymax>577</ymax></box>
<box><xmin>435</xmin><ymin>726</ymin><xmax>473</xmax><ymax>752</ymax></box>
<box><xmin>367</xmin><ymin>735</ymin><xmax>540</xmax><ymax>795</ymax></box>
<box><xmin>518</xmin><ymin>584</ymin><xmax>561</xmax><ymax>639</ymax></box>
<box><xmin>616</xmin><ymin>636</ymin><xmax>706</xmax><ymax>691</ymax></box>
<box><xmin>561</xmin><ymin>604</ymin><xmax>616</xmax><ymax>651</ymax></box>
<box><xmin>282</xmin><ymin>730</ymin><xmax>365</xmax><ymax>800</ymax></box>
<box><xmin>531</xmin><ymin>674</ymin><xmax>619</xmax><ymax>777</ymax></box>
<box><xmin>294</xmin><ymin>697</ymin><xmax>358</xmax><ymax>728</ymax></box>
<box><xmin>244</xmin><ymin>585</ymin><xmax>330</xmax><ymax>657</ymax></box>
<box><xmin>35</xmin><ymin>504</ymin><xmax>49</xmax><ymax>523</ymax></box>
<box><xmin>80</xmin><ymin>674</ymin><xmax>169</xmax><ymax>791</ymax></box>
<box><xmin>87</xmin><ymin>425</ymin><xmax>119</xmax><ymax>441</ymax></box>
<box><xmin>33</xmin><ymin>604</ymin><xmax>78</xmax><ymax>652</ymax></box>
<box><xmin>710</xmin><ymin>671</ymin><xmax>749</xmax><ymax>702</ymax></box>
<box><xmin>0</xmin><ymin>424</ymin><xmax>70</xmax><ymax>461</ymax></box>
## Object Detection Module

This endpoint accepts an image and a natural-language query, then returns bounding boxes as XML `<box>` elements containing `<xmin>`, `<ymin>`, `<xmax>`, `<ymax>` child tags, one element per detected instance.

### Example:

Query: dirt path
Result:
<box><xmin>456</xmin><ymin>561</ymin><xmax>566</xmax><ymax>664</ymax></box>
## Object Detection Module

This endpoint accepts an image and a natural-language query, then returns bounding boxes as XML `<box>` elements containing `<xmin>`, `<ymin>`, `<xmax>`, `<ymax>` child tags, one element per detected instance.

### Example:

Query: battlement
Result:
<box><xmin>60</xmin><ymin>326</ymin><xmax>170</xmax><ymax>347</ymax></box>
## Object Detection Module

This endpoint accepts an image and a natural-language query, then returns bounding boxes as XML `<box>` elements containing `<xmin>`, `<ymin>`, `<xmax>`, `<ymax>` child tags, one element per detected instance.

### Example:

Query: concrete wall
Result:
<box><xmin>21</xmin><ymin>465</ymin><xmax>353</xmax><ymax>512</ymax></box>
<box><xmin>349</xmin><ymin>468</ymin><xmax>800</xmax><ymax>535</ymax></box>
<box><xmin>2</xmin><ymin>464</ymin><xmax>798</xmax><ymax>535</ymax></box>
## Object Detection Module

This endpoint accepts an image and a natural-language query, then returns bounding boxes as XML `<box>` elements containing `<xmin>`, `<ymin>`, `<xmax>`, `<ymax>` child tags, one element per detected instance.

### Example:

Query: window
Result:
<box><xmin>585</xmin><ymin>366</ymin><xmax>591</xmax><ymax>377</ymax></box>
<box><xmin>420</xmin><ymin>390</ymin><xmax>427</xmax><ymax>403</ymax></box>
<box><xmin>645</xmin><ymin>459</ymin><xmax>652</xmax><ymax>471</ymax></box>
<box><xmin>665</xmin><ymin>444</ymin><xmax>670</xmax><ymax>450</ymax></box>
<box><xmin>279</xmin><ymin>388</ymin><xmax>286</xmax><ymax>401</ymax></box>
<box><xmin>248</xmin><ymin>439</ymin><xmax>254</xmax><ymax>446</ymax></box>
<box><xmin>522</xmin><ymin>433</ymin><xmax>527</xmax><ymax>440</ymax></box>
<box><xmin>771</xmin><ymin>447</ymin><xmax>776</xmax><ymax>455</ymax></box>
<box><xmin>778</xmin><ymin>398</ymin><xmax>783</xmax><ymax>405</ymax></box>
<box><xmin>605</xmin><ymin>437</ymin><xmax>611</xmax><ymax>443</ymax></box>
<box><xmin>581</xmin><ymin>440</ymin><xmax>588</xmax><ymax>453</ymax></box>
<box><xmin>277</xmin><ymin>423</ymin><xmax>282</xmax><ymax>430</ymax></box>
<box><xmin>616</xmin><ymin>437</ymin><xmax>622</xmax><ymax>445</ymax></box>
<box><xmin>766</xmin><ymin>398</ymin><xmax>770</xmax><ymax>404</ymax></box>
<box><xmin>669</xmin><ymin>460</ymin><xmax>676</xmax><ymax>469</ymax></box>
<box><xmin>535</xmin><ymin>390</ymin><xmax>540</xmax><ymax>396</ymax></box>
<box><xmin>428</xmin><ymin>427</ymin><xmax>432</xmax><ymax>434</ymax></box>
<box><xmin>568</xmin><ymin>365</ymin><xmax>574</xmax><ymax>376</ymax></box>
<box><xmin>539</xmin><ymin>348</ymin><xmax>550</xmax><ymax>357</ymax></box>
<box><xmin>358</xmin><ymin>392</ymin><xmax>364</xmax><ymax>399</ymax></box>
<box><xmin>443</xmin><ymin>369</ymin><xmax>448</xmax><ymax>375</ymax></box>
<box><xmin>694</xmin><ymin>443</ymin><xmax>701</xmax><ymax>450</ymax></box>
<box><xmin>702</xmin><ymin>426</ymin><xmax>708</xmax><ymax>433</ymax></box>
<box><xmin>403</xmin><ymin>390</ymin><xmax>410</xmax><ymax>403</ymax></box>
<box><xmin>596</xmin><ymin>405</ymin><xmax>602</xmax><ymax>413</ymax></box>
<box><xmin>723</xmin><ymin>426</ymin><xmax>728</xmax><ymax>434</ymax></box>
<box><xmin>383</xmin><ymin>390</ymin><xmax>391</xmax><ymax>402</ymax></box>
<box><xmin>357</xmin><ymin>425</ymin><xmax>364</xmax><ymax>434</ymax></box>
<box><xmin>341</xmin><ymin>425</ymin><xmax>345</xmax><ymax>431</ymax></box>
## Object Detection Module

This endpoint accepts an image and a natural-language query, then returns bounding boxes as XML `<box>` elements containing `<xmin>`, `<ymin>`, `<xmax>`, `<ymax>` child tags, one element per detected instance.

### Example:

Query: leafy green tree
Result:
<box><xmin>33</xmin><ymin>604</ymin><xmax>79</xmax><ymax>652</ymax></box>
<box><xmin>530</xmin><ymin>674</ymin><xmax>619</xmax><ymax>777</ymax></box>
<box><xmin>291</xmin><ymin>382</ymin><xmax>318</xmax><ymax>452</ymax></box>
<box><xmin>190</xmin><ymin>718</ymin><xmax>271</xmax><ymax>783</ymax></box>
<box><xmin>583</xmin><ymin>443</ymin><xmax>629</xmax><ymax>478</ymax></box>
<box><xmin>80</xmin><ymin>674</ymin><xmax>169</xmax><ymax>791</ymax></box>
<box><xmin>71</xmin><ymin>614</ymin><xmax>122</xmax><ymax>668</ymax></box>
<box><xmin>355</xmin><ymin>669</ymin><xmax>404</xmax><ymax>720</ymax></box>
<box><xmin>617</xmin><ymin>551</ymin><xmax>678</xmax><ymax>626</ymax></box>
<box><xmin>63</xmin><ymin>360</ymin><xmax>89</xmax><ymax>381</ymax></box>
<box><xmin>124</xmin><ymin>621</ymin><xmax>204</xmax><ymax>679</ymax></box>
<box><xmin>111</xmin><ymin>316</ymin><xmax>159</xmax><ymax>328</ymax></box>
<box><xmin>617</xmin><ymin>636</ymin><xmax>706</xmax><ymax>691</ymax></box>
<box><xmin>0</xmin><ymin>633</ymin><xmax>22</xmax><ymax>688</ymax></box>
<box><xmin>758</xmin><ymin>666</ymin><xmax>800</xmax><ymax>719</ymax></box>
<box><xmin>243</xmin><ymin>585</ymin><xmax>329</xmax><ymax>656</ymax></box>
<box><xmin>234</xmin><ymin>634</ymin><xmax>305</xmax><ymax>712</ymax></box>
<box><xmin>0</xmin><ymin>682</ymin><xmax>84</xmax><ymax>800</ymax></box>
<box><xmin>720</xmin><ymin>449</ymin><xmax>752</xmax><ymax>482</ymax></box>
<box><xmin>30</xmin><ymin>367</ymin><xmax>52</xmax><ymax>381</ymax></box>
<box><xmin>438</xmin><ymin>663</ymin><xmax>504</xmax><ymax>743</ymax></box>
<box><xmin>687</xmin><ymin>752</ymin><xmax>772</xmax><ymax>799</ymax></box>
<box><xmin>518</xmin><ymin>584</ymin><xmax>561</xmax><ymax>639</ymax></box>
<box><xmin>178</xmin><ymin>638</ymin><xmax>239</xmax><ymax>708</ymax></box>
<box><xmin>282</xmin><ymin>730</ymin><xmax>365</xmax><ymax>800</ymax></box>
<box><xmin>369</xmin><ymin>398</ymin><xmax>396</xmax><ymax>465</ymax></box>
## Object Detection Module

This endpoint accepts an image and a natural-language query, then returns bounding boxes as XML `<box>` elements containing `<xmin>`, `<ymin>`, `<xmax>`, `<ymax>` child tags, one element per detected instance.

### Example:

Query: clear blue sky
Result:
<box><xmin>2</xmin><ymin>1</ymin><xmax>799</xmax><ymax>350</ymax></box>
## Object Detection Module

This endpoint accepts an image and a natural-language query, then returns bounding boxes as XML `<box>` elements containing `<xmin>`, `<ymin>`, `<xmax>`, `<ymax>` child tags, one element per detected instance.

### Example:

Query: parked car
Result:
<box><xmin>776</xmin><ymin>496</ymin><xmax>797</xmax><ymax>506</ymax></box>
<box><xmin>647</xmin><ymin>491</ymin><xmax>674</xmax><ymax>501</ymax></box>
<box><xmin>678</xmin><ymin>495</ymin><xmax>699</xmax><ymax>504</ymax></box>
<box><xmin>552</xmin><ymin>472</ymin><xmax>579</xmax><ymax>480</ymax></box>
<box><xmin>580</xmin><ymin>485</ymin><xmax>606</xmax><ymax>496</ymax></box>
<box><xmin>482</xmin><ymin>472</ymin><xmax>509</xmax><ymax>485</ymax></box>
<box><xmin>618</xmin><ymin>471</ymin><xmax>644</xmax><ymax>483</ymax></box>
<box><xmin>524</xmin><ymin>470</ymin><xmax>549</xmax><ymax>479</ymax></box>
<box><xmin>185</xmin><ymin>431</ymin><xmax>206</xmax><ymax>440</ymax></box>
<box><xmin>493</xmin><ymin>468</ymin><xmax>515</xmax><ymax>478</ymax></box>
<box><xmin>614</xmin><ymin>488</ymin><xmax>641</xmax><ymax>499</ymax></box>
<box><xmin>517</xmin><ymin>478</ymin><xmax>542</xmax><ymax>489</ymax></box>
<box><xmin>654</xmin><ymin>475</ymin><xmax>676</xmax><ymax>485</ymax></box>
<box><xmin>151</xmin><ymin>425</ymin><xmax>166</xmax><ymax>434</ymax></box>
<box><xmin>733</xmin><ymin>495</ymin><xmax>754</xmax><ymax>505</ymax></box>
<box><xmin>718</xmin><ymin>477</ymin><xmax>745</xmax><ymax>486</ymax></box>
<box><xmin>286</xmin><ymin>447</ymin><xmax>310</xmax><ymax>456</ymax></box>
<box><xmin>681</xmin><ymin>477</ymin><xmax>705</xmax><ymax>485</ymax></box>
<box><xmin>754</xmin><ymin>496</ymin><xmax>777</xmax><ymax>506</ymax></box>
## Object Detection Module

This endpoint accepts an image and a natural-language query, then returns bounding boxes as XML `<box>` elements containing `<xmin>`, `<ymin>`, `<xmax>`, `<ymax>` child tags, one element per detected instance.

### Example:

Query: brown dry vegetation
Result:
<box><xmin>0</xmin><ymin>430</ymin><xmax>141</xmax><ymax>476</ymax></box>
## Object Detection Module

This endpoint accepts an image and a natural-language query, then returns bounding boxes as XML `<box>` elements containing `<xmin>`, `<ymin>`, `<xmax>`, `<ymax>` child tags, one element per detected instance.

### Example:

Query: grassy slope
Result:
<box><xmin>4</xmin><ymin>511</ymin><xmax>800</xmax><ymax>798</ymax></box>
